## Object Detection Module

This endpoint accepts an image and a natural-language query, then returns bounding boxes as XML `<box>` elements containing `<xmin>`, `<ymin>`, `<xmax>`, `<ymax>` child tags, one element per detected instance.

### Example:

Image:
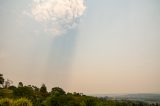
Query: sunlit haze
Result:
<box><xmin>0</xmin><ymin>0</ymin><xmax>160</xmax><ymax>94</ymax></box>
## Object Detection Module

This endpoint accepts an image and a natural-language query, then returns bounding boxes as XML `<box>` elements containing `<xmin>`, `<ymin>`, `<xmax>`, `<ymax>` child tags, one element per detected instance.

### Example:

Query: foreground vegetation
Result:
<box><xmin>0</xmin><ymin>74</ymin><xmax>159</xmax><ymax>106</ymax></box>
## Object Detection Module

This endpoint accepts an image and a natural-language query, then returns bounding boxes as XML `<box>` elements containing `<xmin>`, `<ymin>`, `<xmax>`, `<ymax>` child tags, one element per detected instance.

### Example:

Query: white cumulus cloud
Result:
<box><xmin>29</xmin><ymin>0</ymin><xmax>86</xmax><ymax>36</ymax></box>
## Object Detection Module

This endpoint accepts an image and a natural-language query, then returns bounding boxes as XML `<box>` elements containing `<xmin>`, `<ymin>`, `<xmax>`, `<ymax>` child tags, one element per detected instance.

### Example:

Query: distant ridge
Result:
<box><xmin>88</xmin><ymin>93</ymin><xmax>160</xmax><ymax>103</ymax></box>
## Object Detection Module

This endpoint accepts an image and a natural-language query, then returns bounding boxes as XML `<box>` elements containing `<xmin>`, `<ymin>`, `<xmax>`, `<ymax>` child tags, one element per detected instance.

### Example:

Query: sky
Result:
<box><xmin>0</xmin><ymin>0</ymin><xmax>160</xmax><ymax>94</ymax></box>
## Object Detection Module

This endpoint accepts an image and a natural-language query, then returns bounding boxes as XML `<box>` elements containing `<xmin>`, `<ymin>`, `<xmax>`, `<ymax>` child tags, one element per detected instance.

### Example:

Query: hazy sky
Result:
<box><xmin>0</xmin><ymin>0</ymin><xmax>160</xmax><ymax>94</ymax></box>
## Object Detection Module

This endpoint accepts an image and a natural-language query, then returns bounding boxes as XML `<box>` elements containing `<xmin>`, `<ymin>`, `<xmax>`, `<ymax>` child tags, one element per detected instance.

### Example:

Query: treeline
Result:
<box><xmin>0</xmin><ymin>74</ymin><xmax>159</xmax><ymax>106</ymax></box>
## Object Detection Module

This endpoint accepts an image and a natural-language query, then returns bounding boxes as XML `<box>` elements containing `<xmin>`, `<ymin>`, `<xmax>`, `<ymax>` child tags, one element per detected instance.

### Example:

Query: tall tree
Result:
<box><xmin>40</xmin><ymin>84</ymin><xmax>48</xmax><ymax>97</ymax></box>
<box><xmin>4</xmin><ymin>79</ymin><xmax>13</xmax><ymax>88</ymax></box>
<box><xmin>0</xmin><ymin>74</ymin><xmax>4</xmax><ymax>88</ymax></box>
<box><xmin>18</xmin><ymin>82</ymin><xmax>23</xmax><ymax>87</ymax></box>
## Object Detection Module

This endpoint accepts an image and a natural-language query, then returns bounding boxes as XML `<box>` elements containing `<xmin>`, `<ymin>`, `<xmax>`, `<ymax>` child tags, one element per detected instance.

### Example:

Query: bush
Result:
<box><xmin>0</xmin><ymin>98</ymin><xmax>13</xmax><ymax>106</ymax></box>
<box><xmin>14</xmin><ymin>98</ymin><xmax>32</xmax><ymax>106</ymax></box>
<box><xmin>0</xmin><ymin>89</ymin><xmax>13</xmax><ymax>98</ymax></box>
<box><xmin>0</xmin><ymin>98</ymin><xmax>32</xmax><ymax>106</ymax></box>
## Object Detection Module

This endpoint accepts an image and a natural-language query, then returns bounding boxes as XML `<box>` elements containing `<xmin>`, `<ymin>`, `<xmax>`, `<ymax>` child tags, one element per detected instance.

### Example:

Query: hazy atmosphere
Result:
<box><xmin>0</xmin><ymin>0</ymin><xmax>160</xmax><ymax>94</ymax></box>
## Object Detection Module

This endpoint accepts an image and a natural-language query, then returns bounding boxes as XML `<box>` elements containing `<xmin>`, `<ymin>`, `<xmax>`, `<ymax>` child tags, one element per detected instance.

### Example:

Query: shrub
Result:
<box><xmin>14</xmin><ymin>98</ymin><xmax>32</xmax><ymax>106</ymax></box>
<box><xmin>0</xmin><ymin>98</ymin><xmax>13</xmax><ymax>106</ymax></box>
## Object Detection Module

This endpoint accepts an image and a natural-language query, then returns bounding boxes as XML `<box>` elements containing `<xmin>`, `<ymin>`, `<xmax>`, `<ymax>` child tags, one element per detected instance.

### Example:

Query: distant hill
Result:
<box><xmin>116</xmin><ymin>94</ymin><xmax>160</xmax><ymax>103</ymax></box>
<box><xmin>89</xmin><ymin>93</ymin><xmax>160</xmax><ymax>104</ymax></box>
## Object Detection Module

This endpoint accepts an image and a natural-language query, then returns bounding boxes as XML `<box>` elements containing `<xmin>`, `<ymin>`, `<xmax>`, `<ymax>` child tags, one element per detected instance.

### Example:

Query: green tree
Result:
<box><xmin>8</xmin><ymin>85</ymin><xmax>17</xmax><ymax>90</ymax></box>
<box><xmin>40</xmin><ymin>84</ymin><xmax>48</xmax><ymax>97</ymax></box>
<box><xmin>85</xmin><ymin>98</ymin><xmax>96</xmax><ymax>106</ymax></box>
<box><xmin>13</xmin><ymin>86</ymin><xmax>34</xmax><ymax>99</ymax></box>
<box><xmin>51</xmin><ymin>87</ymin><xmax>65</xmax><ymax>96</ymax></box>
